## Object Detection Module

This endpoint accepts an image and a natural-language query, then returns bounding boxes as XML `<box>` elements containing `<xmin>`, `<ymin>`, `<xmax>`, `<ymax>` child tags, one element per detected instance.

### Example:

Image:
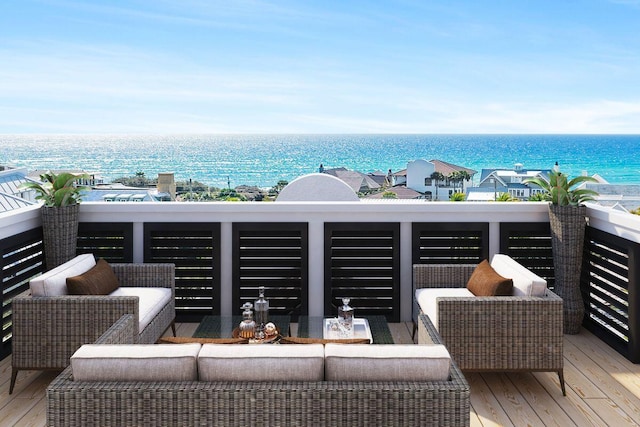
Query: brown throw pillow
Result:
<box><xmin>466</xmin><ymin>259</ymin><xmax>513</xmax><ymax>296</ymax></box>
<box><xmin>280</xmin><ymin>337</ymin><xmax>371</xmax><ymax>345</ymax></box>
<box><xmin>159</xmin><ymin>336</ymin><xmax>248</xmax><ymax>344</ymax></box>
<box><xmin>66</xmin><ymin>258</ymin><xmax>120</xmax><ymax>295</ymax></box>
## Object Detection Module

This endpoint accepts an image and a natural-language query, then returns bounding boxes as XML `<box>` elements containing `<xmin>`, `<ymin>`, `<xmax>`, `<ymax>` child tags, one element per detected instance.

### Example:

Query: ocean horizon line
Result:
<box><xmin>3</xmin><ymin>132</ymin><xmax>640</xmax><ymax>136</ymax></box>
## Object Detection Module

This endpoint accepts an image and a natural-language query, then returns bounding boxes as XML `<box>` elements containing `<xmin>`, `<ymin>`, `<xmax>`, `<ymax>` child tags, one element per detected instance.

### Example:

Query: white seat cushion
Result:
<box><xmin>29</xmin><ymin>254</ymin><xmax>96</xmax><ymax>296</ymax></box>
<box><xmin>325</xmin><ymin>344</ymin><xmax>451</xmax><ymax>381</ymax></box>
<box><xmin>71</xmin><ymin>344</ymin><xmax>201</xmax><ymax>382</ymax></box>
<box><xmin>490</xmin><ymin>254</ymin><xmax>547</xmax><ymax>297</ymax></box>
<box><xmin>109</xmin><ymin>287</ymin><xmax>172</xmax><ymax>332</ymax></box>
<box><xmin>198</xmin><ymin>344</ymin><xmax>325</xmax><ymax>381</ymax></box>
<box><xmin>415</xmin><ymin>287</ymin><xmax>474</xmax><ymax>331</ymax></box>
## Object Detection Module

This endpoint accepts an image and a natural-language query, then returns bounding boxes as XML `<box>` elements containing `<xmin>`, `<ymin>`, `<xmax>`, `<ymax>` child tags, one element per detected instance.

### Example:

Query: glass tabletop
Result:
<box><xmin>193</xmin><ymin>315</ymin><xmax>291</xmax><ymax>338</ymax></box>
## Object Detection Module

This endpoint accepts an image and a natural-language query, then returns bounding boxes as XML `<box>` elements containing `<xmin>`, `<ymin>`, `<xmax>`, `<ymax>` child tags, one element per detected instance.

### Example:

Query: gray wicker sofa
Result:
<box><xmin>46</xmin><ymin>314</ymin><xmax>470</xmax><ymax>427</ymax></box>
<box><xmin>413</xmin><ymin>254</ymin><xmax>565</xmax><ymax>395</ymax></box>
<box><xmin>11</xmin><ymin>255</ymin><xmax>176</xmax><ymax>394</ymax></box>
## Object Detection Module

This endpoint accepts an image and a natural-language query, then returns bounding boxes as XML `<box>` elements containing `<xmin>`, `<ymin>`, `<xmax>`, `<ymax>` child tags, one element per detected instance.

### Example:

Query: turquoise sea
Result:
<box><xmin>1</xmin><ymin>134</ymin><xmax>639</xmax><ymax>188</ymax></box>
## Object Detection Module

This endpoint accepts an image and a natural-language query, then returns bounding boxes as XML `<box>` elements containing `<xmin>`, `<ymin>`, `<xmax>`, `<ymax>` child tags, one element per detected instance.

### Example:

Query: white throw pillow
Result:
<box><xmin>490</xmin><ymin>254</ymin><xmax>547</xmax><ymax>297</ymax></box>
<box><xmin>29</xmin><ymin>254</ymin><xmax>96</xmax><ymax>296</ymax></box>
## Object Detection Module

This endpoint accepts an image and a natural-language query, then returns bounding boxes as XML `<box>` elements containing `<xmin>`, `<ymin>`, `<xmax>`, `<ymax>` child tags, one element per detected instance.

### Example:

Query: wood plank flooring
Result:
<box><xmin>1</xmin><ymin>323</ymin><xmax>639</xmax><ymax>426</ymax></box>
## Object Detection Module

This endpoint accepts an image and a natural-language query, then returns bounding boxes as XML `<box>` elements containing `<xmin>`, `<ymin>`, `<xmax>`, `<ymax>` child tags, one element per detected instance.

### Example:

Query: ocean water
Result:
<box><xmin>1</xmin><ymin>134</ymin><xmax>639</xmax><ymax>188</ymax></box>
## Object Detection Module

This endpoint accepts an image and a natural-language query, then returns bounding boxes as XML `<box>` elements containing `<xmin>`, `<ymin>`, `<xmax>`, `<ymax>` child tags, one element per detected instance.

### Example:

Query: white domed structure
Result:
<box><xmin>276</xmin><ymin>173</ymin><xmax>360</xmax><ymax>202</ymax></box>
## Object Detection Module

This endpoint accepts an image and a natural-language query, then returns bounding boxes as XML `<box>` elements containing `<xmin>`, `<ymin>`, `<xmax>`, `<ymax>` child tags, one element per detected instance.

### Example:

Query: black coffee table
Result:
<box><xmin>297</xmin><ymin>315</ymin><xmax>394</xmax><ymax>344</ymax></box>
<box><xmin>193</xmin><ymin>315</ymin><xmax>291</xmax><ymax>338</ymax></box>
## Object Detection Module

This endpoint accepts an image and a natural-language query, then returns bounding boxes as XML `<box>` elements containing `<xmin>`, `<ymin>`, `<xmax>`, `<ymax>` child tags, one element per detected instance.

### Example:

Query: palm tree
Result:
<box><xmin>430</xmin><ymin>171</ymin><xmax>445</xmax><ymax>200</ymax></box>
<box><xmin>448</xmin><ymin>171</ymin><xmax>461</xmax><ymax>193</ymax></box>
<box><xmin>457</xmin><ymin>170</ymin><xmax>471</xmax><ymax>193</ymax></box>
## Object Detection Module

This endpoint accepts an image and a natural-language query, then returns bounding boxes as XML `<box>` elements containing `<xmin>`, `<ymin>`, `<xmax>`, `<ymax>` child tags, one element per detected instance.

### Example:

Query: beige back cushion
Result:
<box><xmin>490</xmin><ymin>254</ymin><xmax>547</xmax><ymax>296</ymax></box>
<box><xmin>325</xmin><ymin>344</ymin><xmax>451</xmax><ymax>381</ymax></box>
<box><xmin>30</xmin><ymin>254</ymin><xmax>96</xmax><ymax>296</ymax></box>
<box><xmin>71</xmin><ymin>344</ymin><xmax>201</xmax><ymax>382</ymax></box>
<box><xmin>198</xmin><ymin>344</ymin><xmax>324</xmax><ymax>381</ymax></box>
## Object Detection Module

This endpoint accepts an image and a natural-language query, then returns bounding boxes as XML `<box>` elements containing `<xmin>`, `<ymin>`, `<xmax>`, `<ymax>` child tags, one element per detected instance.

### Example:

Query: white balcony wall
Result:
<box><xmin>4</xmin><ymin>202</ymin><xmax>640</xmax><ymax>321</ymax></box>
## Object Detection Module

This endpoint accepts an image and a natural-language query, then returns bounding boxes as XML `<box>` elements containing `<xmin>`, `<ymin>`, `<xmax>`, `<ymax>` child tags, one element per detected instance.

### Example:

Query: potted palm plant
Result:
<box><xmin>20</xmin><ymin>171</ymin><xmax>89</xmax><ymax>270</ymax></box>
<box><xmin>525</xmin><ymin>164</ymin><xmax>598</xmax><ymax>334</ymax></box>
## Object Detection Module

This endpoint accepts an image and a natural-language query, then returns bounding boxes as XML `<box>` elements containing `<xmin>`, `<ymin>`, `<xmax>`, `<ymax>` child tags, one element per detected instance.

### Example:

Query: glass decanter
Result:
<box><xmin>254</xmin><ymin>286</ymin><xmax>269</xmax><ymax>340</ymax></box>
<box><xmin>238</xmin><ymin>302</ymin><xmax>256</xmax><ymax>339</ymax></box>
<box><xmin>338</xmin><ymin>297</ymin><xmax>354</xmax><ymax>331</ymax></box>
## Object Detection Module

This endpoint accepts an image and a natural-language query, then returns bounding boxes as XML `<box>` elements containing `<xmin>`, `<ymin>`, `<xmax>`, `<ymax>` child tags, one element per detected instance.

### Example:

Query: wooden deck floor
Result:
<box><xmin>2</xmin><ymin>323</ymin><xmax>639</xmax><ymax>426</ymax></box>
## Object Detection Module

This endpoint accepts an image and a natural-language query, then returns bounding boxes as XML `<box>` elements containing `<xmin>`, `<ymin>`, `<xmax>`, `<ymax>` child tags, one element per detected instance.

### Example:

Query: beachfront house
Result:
<box><xmin>320</xmin><ymin>166</ymin><xmax>382</xmax><ymax>194</ymax></box>
<box><xmin>391</xmin><ymin>169</ymin><xmax>407</xmax><ymax>186</ymax></box>
<box><xmin>28</xmin><ymin>169</ymin><xmax>105</xmax><ymax>187</ymax></box>
<box><xmin>580</xmin><ymin>176</ymin><xmax>640</xmax><ymax>212</ymax></box>
<box><xmin>469</xmin><ymin>163</ymin><xmax>550</xmax><ymax>201</ymax></box>
<box><xmin>0</xmin><ymin>166</ymin><xmax>36</xmax><ymax>212</ymax></box>
<box><xmin>404</xmin><ymin>159</ymin><xmax>476</xmax><ymax>200</ymax></box>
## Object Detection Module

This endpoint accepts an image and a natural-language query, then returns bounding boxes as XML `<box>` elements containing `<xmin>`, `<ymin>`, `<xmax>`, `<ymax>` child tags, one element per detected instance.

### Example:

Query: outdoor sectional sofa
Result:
<box><xmin>46</xmin><ymin>313</ymin><xmax>471</xmax><ymax>427</ymax></box>
<box><xmin>413</xmin><ymin>254</ymin><xmax>565</xmax><ymax>395</ymax></box>
<box><xmin>11</xmin><ymin>254</ymin><xmax>176</xmax><ymax>394</ymax></box>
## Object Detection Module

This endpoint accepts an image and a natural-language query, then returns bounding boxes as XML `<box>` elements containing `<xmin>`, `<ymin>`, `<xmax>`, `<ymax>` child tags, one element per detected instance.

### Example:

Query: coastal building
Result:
<box><xmin>0</xmin><ymin>166</ymin><xmax>35</xmax><ymax>212</ymax></box>
<box><xmin>469</xmin><ymin>163</ymin><xmax>550</xmax><ymax>201</ymax></box>
<box><xmin>320</xmin><ymin>166</ymin><xmax>382</xmax><ymax>194</ymax></box>
<box><xmin>235</xmin><ymin>185</ymin><xmax>266</xmax><ymax>201</ymax></box>
<box><xmin>88</xmin><ymin>172</ymin><xmax>174</xmax><ymax>202</ymax></box>
<box><xmin>367</xmin><ymin>170</ymin><xmax>391</xmax><ymax>187</ymax></box>
<box><xmin>364</xmin><ymin>185</ymin><xmax>423</xmax><ymax>200</ymax></box>
<box><xmin>580</xmin><ymin>176</ymin><xmax>640</xmax><ymax>212</ymax></box>
<box><xmin>397</xmin><ymin>159</ymin><xmax>476</xmax><ymax>200</ymax></box>
<box><xmin>391</xmin><ymin>169</ymin><xmax>407</xmax><ymax>186</ymax></box>
<box><xmin>27</xmin><ymin>169</ymin><xmax>105</xmax><ymax>187</ymax></box>
<box><xmin>82</xmin><ymin>184</ymin><xmax>161</xmax><ymax>202</ymax></box>
<box><xmin>157</xmin><ymin>172</ymin><xmax>177</xmax><ymax>201</ymax></box>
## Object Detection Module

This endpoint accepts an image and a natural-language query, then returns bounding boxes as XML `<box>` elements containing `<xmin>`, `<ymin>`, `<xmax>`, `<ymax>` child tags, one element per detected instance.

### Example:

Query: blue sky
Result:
<box><xmin>1</xmin><ymin>0</ymin><xmax>639</xmax><ymax>133</ymax></box>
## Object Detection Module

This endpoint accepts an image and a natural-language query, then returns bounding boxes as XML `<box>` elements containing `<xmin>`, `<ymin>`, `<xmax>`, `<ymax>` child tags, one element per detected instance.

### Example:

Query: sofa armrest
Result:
<box><xmin>11</xmin><ymin>291</ymin><xmax>140</xmax><ymax>370</ymax></box>
<box><xmin>94</xmin><ymin>314</ymin><xmax>137</xmax><ymax>345</ymax></box>
<box><xmin>111</xmin><ymin>263</ymin><xmax>175</xmax><ymax>292</ymax></box>
<box><xmin>435</xmin><ymin>290</ymin><xmax>563</xmax><ymax>371</ymax></box>
<box><xmin>417</xmin><ymin>311</ymin><xmax>446</xmax><ymax>345</ymax></box>
<box><xmin>413</xmin><ymin>264</ymin><xmax>476</xmax><ymax>290</ymax></box>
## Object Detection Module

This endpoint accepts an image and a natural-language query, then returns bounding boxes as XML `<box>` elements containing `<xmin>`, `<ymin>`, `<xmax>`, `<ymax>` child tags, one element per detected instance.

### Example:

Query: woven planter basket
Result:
<box><xmin>548</xmin><ymin>204</ymin><xmax>587</xmax><ymax>334</ymax></box>
<box><xmin>41</xmin><ymin>204</ymin><xmax>80</xmax><ymax>270</ymax></box>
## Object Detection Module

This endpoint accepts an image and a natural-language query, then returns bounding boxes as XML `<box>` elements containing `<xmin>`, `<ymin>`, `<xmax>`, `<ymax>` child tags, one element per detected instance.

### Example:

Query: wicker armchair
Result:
<box><xmin>10</xmin><ymin>263</ymin><xmax>176</xmax><ymax>394</ymax></box>
<box><xmin>413</xmin><ymin>263</ymin><xmax>565</xmax><ymax>395</ymax></box>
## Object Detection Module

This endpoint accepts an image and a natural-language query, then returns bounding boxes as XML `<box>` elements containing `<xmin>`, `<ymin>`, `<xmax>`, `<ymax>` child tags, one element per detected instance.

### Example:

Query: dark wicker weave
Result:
<box><xmin>46</xmin><ymin>314</ymin><xmax>471</xmax><ymax>427</ymax></box>
<box><xmin>11</xmin><ymin>262</ymin><xmax>176</xmax><ymax>394</ymax></box>
<box><xmin>41</xmin><ymin>204</ymin><xmax>79</xmax><ymax>270</ymax></box>
<box><xmin>413</xmin><ymin>263</ymin><xmax>566</xmax><ymax>395</ymax></box>
<box><xmin>548</xmin><ymin>204</ymin><xmax>588</xmax><ymax>334</ymax></box>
